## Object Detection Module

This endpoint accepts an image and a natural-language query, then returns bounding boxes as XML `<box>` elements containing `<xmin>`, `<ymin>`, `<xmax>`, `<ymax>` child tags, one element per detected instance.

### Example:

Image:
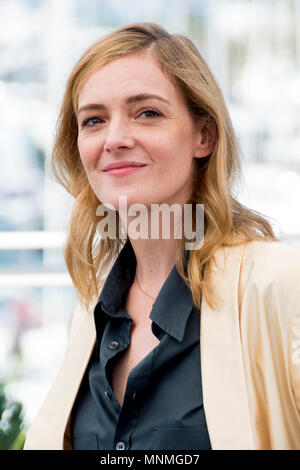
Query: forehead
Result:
<box><xmin>77</xmin><ymin>51</ymin><xmax>181</xmax><ymax>108</ymax></box>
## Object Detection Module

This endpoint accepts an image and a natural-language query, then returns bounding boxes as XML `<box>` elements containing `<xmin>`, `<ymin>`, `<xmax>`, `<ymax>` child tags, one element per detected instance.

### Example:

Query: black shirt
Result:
<box><xmin>70</xmin><ymin>240</ymin><xmax>211</xmax><ymax>450</ymax></box>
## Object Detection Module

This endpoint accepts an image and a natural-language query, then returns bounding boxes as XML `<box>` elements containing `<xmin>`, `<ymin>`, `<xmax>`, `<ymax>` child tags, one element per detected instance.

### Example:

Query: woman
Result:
<box><xmin>24</xmin><ymin>23</ymin><xmax>300</xmax><ymax>450</ymax></box>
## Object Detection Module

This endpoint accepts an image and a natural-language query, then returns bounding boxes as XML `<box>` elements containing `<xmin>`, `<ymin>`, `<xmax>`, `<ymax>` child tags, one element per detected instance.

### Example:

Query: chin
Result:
<box><xmin>104</xmin><ymin>193</ymin><xmax>147</xmax><ymax>209</ymax></box>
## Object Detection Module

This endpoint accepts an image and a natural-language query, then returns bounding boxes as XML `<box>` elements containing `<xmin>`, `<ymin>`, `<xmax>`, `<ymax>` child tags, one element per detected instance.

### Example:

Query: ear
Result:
<box><xmin>194</xmin><ymin>117</ymin><xmax>217</xmax><ymax>158</ymax></box>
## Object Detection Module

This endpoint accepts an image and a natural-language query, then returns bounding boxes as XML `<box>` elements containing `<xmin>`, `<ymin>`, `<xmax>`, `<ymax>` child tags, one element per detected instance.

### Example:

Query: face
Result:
<box><xmin>76</xmin><ymin>51</ymin><xmax>207</xmax><ymax>212</ymax></box>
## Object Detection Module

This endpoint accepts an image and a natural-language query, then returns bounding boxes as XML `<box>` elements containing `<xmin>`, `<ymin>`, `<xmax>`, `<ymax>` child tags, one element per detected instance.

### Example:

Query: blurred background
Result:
<box><xmin>0</xmin><ymin>0</ymin><xmax>300</xmax><ymax>448</ymax></box>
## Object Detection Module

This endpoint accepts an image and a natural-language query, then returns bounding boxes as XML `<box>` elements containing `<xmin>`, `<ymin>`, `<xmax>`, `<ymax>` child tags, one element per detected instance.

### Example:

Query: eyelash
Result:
<box><xmin>81</xmin><ymin>109</ymin><xmax>162</xmax><ymax>128</ymax></box>
<box><xmin>139</xmin><ymin>109</ymin><xmax>161</xmax><ymax>119</ymax></box>
<box><xmin>81</xmin><ymin>117</ymin><xmax>102</xmax><ymax>127</ymax></box>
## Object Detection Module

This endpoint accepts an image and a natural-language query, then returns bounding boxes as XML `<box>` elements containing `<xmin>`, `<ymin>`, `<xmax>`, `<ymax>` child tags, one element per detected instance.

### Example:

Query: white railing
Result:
<box><xmin>0</xmin><ymin>231</ymin><xmax>65</xmax><ymax>250</ymax></box>
<box><xmin>0</xmin><ymin>231</ymin><xmax>72</xmax><ymax>287</ymax></box>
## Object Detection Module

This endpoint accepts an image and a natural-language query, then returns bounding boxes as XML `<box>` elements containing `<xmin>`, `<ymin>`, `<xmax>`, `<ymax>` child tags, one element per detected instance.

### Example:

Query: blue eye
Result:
<box><xmin>81</xmin><ymin>117</ymin><xmax>102</xmax><ymax>127</ymax></box>
<box><xmin>139</xmin><ymin>109</ymin><xmax>161</xmax><ymax>119</ymax></box>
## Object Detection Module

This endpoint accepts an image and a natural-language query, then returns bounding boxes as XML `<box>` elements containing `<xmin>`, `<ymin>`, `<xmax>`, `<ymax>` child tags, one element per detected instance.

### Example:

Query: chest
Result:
<box><xmin>111</xmin><ymin>290</ymin><xmax>160</xmax><ymax>406</ymax></box>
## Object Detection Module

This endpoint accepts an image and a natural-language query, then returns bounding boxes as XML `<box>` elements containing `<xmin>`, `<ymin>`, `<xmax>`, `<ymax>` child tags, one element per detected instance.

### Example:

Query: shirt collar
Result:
<box><xmin>97</xmin><ymin>240</ymin><xmax>136</xmax><ymax>316</ymax></box>
<box><xmin>95</xmin><ymin>240</ymin><xmax>194</xmax><ymax>342</ymax></box>
<box><xmin>149</xmin><ymin>262</ymin><xmax>194</xmax><ymax>342</ymax></box>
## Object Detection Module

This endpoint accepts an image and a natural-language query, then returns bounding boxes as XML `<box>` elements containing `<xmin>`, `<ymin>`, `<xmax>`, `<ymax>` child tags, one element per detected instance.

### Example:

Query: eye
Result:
<box><xmin>138</xmin><ymin>109</ymin><xmax>162</xmax><ymax>119</ymax></box>
<box><xmin>81</xmin><ymin>116</ymin><xmax>103</xmax><ymax>128</ymax></box>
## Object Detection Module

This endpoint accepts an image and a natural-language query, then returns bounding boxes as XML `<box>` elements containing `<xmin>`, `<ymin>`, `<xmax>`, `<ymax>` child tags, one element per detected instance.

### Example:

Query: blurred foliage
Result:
<box><xmin>0</xmin><ymin>382</ymin><xmax>25</xmax><ymax>450</ymax></box>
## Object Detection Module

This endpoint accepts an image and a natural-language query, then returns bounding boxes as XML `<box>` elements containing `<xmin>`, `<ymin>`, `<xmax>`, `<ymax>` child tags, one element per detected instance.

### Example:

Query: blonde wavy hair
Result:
<box><xmin>51</xmin><ymin>22</ymin><xmax>278</xmax><ymax>312</ymax></box>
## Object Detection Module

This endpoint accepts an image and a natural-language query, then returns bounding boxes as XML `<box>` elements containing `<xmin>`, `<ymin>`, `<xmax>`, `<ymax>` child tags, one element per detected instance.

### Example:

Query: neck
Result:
<box><xmin>129</xmin><ymin>238</ymin><xmax>176</xmax><ymax>297</ymax></box>
<box><xmin>118</xmin><ymin>198</ymin><xmax>187</xmax><ymax>295</ymax></box>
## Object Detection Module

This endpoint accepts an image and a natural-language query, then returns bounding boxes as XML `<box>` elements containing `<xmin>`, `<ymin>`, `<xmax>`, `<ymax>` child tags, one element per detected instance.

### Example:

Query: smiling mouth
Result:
<box><xmin>103</xmin><ymin>165</ymin><xmax>148</xmax><ymax>177</ymax></box>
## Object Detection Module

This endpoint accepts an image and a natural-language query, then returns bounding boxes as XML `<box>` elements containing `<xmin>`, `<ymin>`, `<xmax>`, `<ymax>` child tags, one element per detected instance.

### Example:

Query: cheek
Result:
<box><xmin>77</xmin><ymin>134</ymin><xmax>102</xmax><ymax>169</ymax></box>
<box><xmin>157</xmin><ymin>131</ymin><xmax>194</xmax><ymax>170</ymax></box>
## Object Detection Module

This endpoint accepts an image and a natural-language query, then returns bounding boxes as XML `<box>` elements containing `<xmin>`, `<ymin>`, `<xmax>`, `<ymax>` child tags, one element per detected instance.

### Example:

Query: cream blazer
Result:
<box><xmin>24</xmin><ymin>240</ymin><xmax>300</xmax><ymax>450</ymax></box>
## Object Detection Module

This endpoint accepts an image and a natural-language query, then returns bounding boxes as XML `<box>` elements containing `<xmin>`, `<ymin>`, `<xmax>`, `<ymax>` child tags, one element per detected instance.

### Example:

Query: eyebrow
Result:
<box><xmin>77</xmin><ymin>93</ymin><xmax>171</xmax><ymax>115</ymax></box>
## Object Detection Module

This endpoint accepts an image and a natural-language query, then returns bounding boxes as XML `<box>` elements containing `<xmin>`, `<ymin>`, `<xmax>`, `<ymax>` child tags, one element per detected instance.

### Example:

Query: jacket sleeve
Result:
<box><xmin>241</xmin><ymin>240</ymin><xmax>300</xmax><ymax>417</ymax></box>
<box><xmin>289</xmin><ymin>273</ymin><xmax>300</xmax><ymax>413</ymax></box>
<box><xmin>269</xmin><ymin>242</ymin><xmax>300</xmax><ymax>415</ymax></box>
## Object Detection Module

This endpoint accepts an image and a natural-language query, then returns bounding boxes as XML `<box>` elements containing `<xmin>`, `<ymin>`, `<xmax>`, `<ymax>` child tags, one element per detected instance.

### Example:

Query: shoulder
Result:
<box><xmin>242</xmin><ymin>239</ymin><xmax>300</xmax><ymax>266</ymax></box>
<box><xmin>208</xmin><ymin>238</ymin><xmax>300</xmax><ymax>311</ymax></box>
<box><xmin>238</xmin><ymin>242</ymin><xmax>300</xmax><ymax>340</ymax></box>
<box><xmin>239</xmin><ymin>239</ymin><xmax>300</xmax><ymax>287</ymax></box>
<box><xmin>210</xmin><ymin>238</ymin><xmax>300</xmax><ymax>332</ymax></box>
<box><xmin>213</xmin><ymin>238</ymin><xmax>300</xmax><ymax>290</ymax></box>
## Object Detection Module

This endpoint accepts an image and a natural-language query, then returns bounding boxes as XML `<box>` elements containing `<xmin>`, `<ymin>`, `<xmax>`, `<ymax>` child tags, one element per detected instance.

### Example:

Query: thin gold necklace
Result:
<box><xmin>135</xmin><ymin>273</ymin><xmax>156</xmax><ymax>301</ymax></box>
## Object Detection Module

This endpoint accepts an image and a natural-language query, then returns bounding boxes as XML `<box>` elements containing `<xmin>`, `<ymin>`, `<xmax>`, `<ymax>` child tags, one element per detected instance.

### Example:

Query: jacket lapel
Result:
<box><xmin>200</xmin><ymin>243</ymin><xmax>255</xmax><ymax>449</ymax></box>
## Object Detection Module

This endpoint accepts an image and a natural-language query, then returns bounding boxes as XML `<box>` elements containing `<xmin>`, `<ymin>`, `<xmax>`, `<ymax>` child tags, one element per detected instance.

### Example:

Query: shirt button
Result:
<box><xmin>104</xmin><ymin>391</ymin><xmax>111</xmax><ymax>400</ymax></box>
<box><xmin>108</xmin><ymin>341</ymin><xmax>119</xmax><ymax>350</ymax></box>
<box><xmin>116</xmin><ymin>441</ymin><xmax>126</xmax><ymax>450</ymax></box>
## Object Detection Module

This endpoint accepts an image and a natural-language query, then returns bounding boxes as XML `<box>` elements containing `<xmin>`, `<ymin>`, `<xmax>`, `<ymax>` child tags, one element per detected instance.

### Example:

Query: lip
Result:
<box><xmin>102</xmin><ymin>161</ymin><xmax>148</xmax><ymax>177</ymax></box>
<box><xmin>103</xmin><ymin>161</ymin><xmax>148</xmax><ymax>172</ymax></box>
<box><xmin>104</xmin><ymin>165</ymin><xmax>148</xmax><ymax>177</ymax></box>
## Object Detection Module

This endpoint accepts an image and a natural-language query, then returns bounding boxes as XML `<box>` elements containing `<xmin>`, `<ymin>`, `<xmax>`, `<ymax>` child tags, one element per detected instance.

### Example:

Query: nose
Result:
<box><xmin>103</xmin><ymin>117</ymin><xmax>135</xmax><ymax>153</ymax></box>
